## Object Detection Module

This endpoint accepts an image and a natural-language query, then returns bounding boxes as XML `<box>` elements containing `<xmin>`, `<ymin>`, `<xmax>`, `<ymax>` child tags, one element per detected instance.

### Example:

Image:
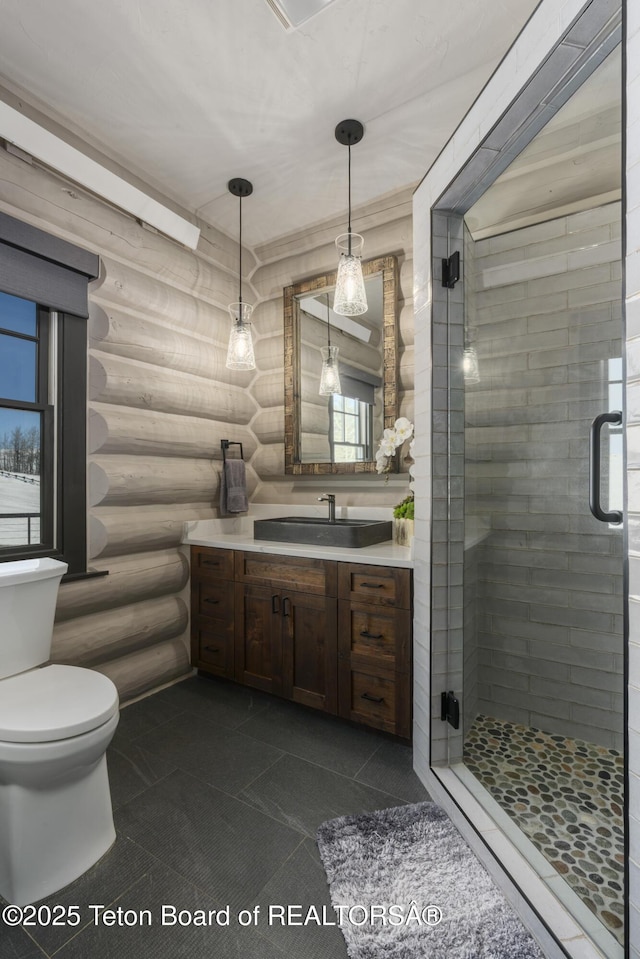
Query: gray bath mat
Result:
<box><xmin>317</xmin><ymin>801</ymin><xmax>545</xmax><ymax>958</ymax></box>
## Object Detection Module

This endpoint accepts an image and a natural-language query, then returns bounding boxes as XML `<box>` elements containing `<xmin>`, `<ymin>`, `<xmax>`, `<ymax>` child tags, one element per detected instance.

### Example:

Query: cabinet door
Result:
<box><xmin>281</xmin><ymin>590</ymin><xmax>337</xmax><ymax>714</ymax></box>
<box><xmin>234</xmin><ymin>583</ymin><xmax>283</xmax><ymax>695</ymax></box>
<box><xmin>190</xmin><ymin>547</ymin><xmax>235</xmax><ymax>677</ymax></box>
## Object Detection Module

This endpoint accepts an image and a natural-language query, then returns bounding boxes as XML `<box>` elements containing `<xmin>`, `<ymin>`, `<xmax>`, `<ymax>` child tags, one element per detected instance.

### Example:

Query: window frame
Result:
<box><xmin>0</xmin><ymin>300</ymin><xmax>87</xmax><ymax>573</ymax></box>
<box><xmin>0</xmin><ymin>213</ymin><xmax>98</xmax><ymax>576</ymax></box>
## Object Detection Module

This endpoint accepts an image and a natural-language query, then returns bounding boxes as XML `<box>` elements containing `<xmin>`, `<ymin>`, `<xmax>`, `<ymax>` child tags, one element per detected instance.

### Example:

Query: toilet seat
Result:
<box><xmin>0</xmin><ymin>665</ymin><xmax>118</xmax><ymax>743</ymax></box>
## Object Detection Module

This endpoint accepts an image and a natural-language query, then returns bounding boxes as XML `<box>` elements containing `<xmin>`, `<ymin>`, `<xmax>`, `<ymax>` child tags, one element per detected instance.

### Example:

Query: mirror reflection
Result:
<box><xmin>284</xmin><ymin>256</ymin><xmax>398</xmax><ymax>474</ymax></box>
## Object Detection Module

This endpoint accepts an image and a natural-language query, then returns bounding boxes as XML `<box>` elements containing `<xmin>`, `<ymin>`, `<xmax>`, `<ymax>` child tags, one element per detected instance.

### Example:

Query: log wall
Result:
<box><xmin>0</xmin><ymin>143</ymin><xmax>414</xmax><ymax>702</ymax></box>
<box><xmin>0</xmin><ymin>146</ymin><xmax>260</xmax><ymax>701</ymax></box>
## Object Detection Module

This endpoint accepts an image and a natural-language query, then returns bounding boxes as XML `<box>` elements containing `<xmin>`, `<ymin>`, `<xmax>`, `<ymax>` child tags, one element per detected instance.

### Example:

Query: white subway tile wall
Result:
<box><xmin>465</xmin><ymin>204</ymin><xmax>623</xmax><ymax>750</ymax></box>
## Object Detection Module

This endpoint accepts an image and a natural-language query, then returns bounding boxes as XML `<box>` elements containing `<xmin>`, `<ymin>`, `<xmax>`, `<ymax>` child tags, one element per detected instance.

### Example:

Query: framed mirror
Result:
<box><xmin>284</xmin><ymin>255</ymin><xmax>398</xmax><ymax>474</ymax></box>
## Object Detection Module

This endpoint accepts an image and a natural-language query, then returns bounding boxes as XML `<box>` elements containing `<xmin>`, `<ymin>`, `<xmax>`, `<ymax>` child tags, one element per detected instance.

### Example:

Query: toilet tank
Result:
<box><xmin>0</xmin><ymin>557</ymin><xmax>68</xmax><ymax>680</ymax></box>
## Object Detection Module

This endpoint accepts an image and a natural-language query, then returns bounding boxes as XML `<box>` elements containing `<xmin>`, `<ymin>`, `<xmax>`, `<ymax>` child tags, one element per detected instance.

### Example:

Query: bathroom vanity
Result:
<box><xmin>189</xmin><ymin>543</ymin><xmax>412</xmax><ymax>739</ymax></box>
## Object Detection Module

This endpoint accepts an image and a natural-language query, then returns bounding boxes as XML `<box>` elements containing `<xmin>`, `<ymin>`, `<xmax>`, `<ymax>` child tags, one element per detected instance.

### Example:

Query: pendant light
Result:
<box><xmin>462</xmin><ymin>344</ymin><xmax>480</xmax><ymax>384</ymax></box>
<box><xmin>319</xmin><ymin>293</ymin><xmax>342</xmax><ymax>395</ymax></box>
<box><xmin>462</xmin><ymin>308</ymin><xmax>480</xmax><ymax>385</ymax></box>
<box><xmin>226</xmin><ymin>178</ymin><xmax>256</xmax><ymax>371</ymax></box>
<box><xmin>333</xmin><ymin>119</ymin><xmax>368</xmax><ymax>317</ymax></box>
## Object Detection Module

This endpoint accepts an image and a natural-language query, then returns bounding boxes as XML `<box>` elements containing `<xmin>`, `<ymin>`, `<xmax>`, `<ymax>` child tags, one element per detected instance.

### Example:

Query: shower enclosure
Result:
<box><xmin>430</xmin><ymin>32</ymin><xmax>624</xmax><ymax>958</ymax></box>
<box><xmin>461</xmin><ymin>204</ymin><xmax>624</xmax><ymax>943</ymax></box>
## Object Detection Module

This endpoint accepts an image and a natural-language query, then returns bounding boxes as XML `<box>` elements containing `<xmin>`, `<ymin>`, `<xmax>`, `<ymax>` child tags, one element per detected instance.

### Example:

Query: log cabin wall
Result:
<box><xmin>249</xmin><ymin>186</ymin><xmax>415</xmax><ymax>505</ymax></box>
<box><xmin>0</xmin><ymin>145</ymin><xmax>262</xmax><ymax>701</ymax></box>
<box><xmin>0</xmin><ymin>142</ymin><xmax>414</xmax><ymax>702</ymax></box>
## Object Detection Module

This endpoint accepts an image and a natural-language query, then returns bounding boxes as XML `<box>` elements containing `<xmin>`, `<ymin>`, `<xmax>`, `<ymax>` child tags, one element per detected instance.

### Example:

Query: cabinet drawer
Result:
<box><xmin>192</xmin><ymin>578</ymin><xmax>234</xmax><ymax>621</ymax></box>
<box><xmin>191</xmin><ymin>546</ymin><xmax>235</xmax><ymax>580</ymax></box>
<box><xmin>338</xmin><ymin>601</ymin><xmax>410</xmax><ymax>672</ymax></box>
<box><xmin>338</xmin><ymin>563</ymin><xmax>411</xmax><ymax>608</ymax></box>
<box><xmin>339</xmin><ymin>662</ymin><xmax>411</xmax><ymax>738</ymax></box>
<box><xmin>349</xmin><ymin>668</ymin><xmax>396</xmax><ymax>731</ymax></box>
<box><xmin>192</xmin><ymin>619</ymin><xmax>234</xmax><ymax>679</ymax></box>
<box><xmin>235</xmin><ymin>551</ymin><xmax>337</xmax><ymax>596</ymax></box>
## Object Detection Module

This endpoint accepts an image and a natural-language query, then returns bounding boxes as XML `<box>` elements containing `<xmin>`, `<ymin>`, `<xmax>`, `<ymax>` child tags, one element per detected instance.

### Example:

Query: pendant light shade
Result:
<box><xmin>462</xmin><ymin>346</ymin><xmax>480</xmax><ymax>384</ymax></box>
<box><xmin>334</xmin><ymin>232</ymin><xmax>367</xmax><ymax>316</ymax></box>
<box><xmin>226</xmin><ymin>301</ymin><xmax>256</xmax><ymax>370</ymax></box>
<box><xmin>319</xmin><ymin>293</ymin><xmax>342</xmax><ymax>395</ymax></box>
<box><xmin>463</xmin><ymin>307</ymin><xmax>480</xmax><ymax>385</ymax></box>
<box><xmin>334</xmin><ymin>120</ymin><xmax>367</xmax><ymax>317</ymax></box>
<box><xmin>319</xmin><ymin>345</ymin><xmax>341</xmax><ymax>395</ymax></box>
<box><xmin>226</xmin><ymin>178</ymin><xmax>256</xmax><ymax>371</ymax></box>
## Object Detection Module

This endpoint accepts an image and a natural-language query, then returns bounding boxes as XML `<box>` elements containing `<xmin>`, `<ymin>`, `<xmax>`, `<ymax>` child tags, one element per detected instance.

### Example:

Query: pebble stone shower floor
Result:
<box><xmin>464</xmin><ymin>715</ymin><xmax>624</xmax><ymax>945</ymax></box>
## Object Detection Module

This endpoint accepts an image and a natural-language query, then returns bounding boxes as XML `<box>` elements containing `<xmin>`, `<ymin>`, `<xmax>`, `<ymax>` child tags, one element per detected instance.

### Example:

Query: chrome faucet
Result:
<box><xmin>318</xmin><ymin>493</ymin><xmax>336</xmax><ymax>524</ymax></box>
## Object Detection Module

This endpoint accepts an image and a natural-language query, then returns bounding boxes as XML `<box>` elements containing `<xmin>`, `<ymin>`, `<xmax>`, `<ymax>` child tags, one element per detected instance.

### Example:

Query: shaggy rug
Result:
<box><xmin>316</xmin><ymin>801</ymin><xmax>545</xmax><ymax>959</ymax></box>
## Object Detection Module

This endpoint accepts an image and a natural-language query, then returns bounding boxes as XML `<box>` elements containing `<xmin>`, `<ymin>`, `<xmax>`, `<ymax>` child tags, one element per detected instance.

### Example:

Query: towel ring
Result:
<box><xmin>221</xmin><ymin>439</ymin><xmax>244</xmax><ymax>464</ymax></box>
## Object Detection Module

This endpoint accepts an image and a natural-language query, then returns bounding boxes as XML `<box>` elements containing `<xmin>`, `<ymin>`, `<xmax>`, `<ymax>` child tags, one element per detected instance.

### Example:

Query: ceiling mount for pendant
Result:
<box><xmin>334</xmin><ymin>119</ymin><xmax>364</xmax><ymax>148</ymax></box>
<box><xmin>228</xmin><ymin>177</ymin><xmax>253</xmax><ymax>199</ymax></box>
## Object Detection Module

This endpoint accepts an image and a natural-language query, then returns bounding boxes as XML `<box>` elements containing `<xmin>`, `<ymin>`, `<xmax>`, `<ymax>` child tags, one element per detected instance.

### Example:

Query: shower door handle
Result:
<box><xmin>589</xmin><ymin>411</ymin><xmax>622</xmax><ymax>525</ymax></box>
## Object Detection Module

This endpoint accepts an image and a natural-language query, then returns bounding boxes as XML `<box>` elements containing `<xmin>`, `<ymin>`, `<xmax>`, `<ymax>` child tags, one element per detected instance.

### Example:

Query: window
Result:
<box><xmin>330</xmin><ymin>394</ymin><xmax>372</xmax><ymax>462</ymax></box>
<box><xmin>0</xmin><ymin>294</ymin><xmax>52</xmax><ymax>552</ymax></box>
<box><xmin>0</xmin><ymin>213</ymin><xmax>98</xmax><ymax>575</ymax></box>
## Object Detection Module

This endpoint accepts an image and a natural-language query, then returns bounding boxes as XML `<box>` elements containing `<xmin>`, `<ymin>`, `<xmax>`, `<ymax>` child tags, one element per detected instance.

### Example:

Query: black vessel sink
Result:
<box><xmin>253</xmin><ymin>516</ymin><xmax>392</xmax><ymax>548</ymax></box>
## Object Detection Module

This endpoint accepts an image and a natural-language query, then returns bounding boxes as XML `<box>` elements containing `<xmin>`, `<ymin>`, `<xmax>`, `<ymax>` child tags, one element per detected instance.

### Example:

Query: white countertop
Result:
<box><xmin>183</xmin><ymin>504</ymin><xmax>413</xmax><ymax>568</ymax></box>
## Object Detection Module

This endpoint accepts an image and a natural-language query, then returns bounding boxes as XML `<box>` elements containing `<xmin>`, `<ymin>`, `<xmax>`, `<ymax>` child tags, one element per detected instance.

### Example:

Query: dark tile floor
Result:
<box><xmin>1</xmin><ymin>675</ymin><xmax>428</xmax><ymax>959</ymax></box>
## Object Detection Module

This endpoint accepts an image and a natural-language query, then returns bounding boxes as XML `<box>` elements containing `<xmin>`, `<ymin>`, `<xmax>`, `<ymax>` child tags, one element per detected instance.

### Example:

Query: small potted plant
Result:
<box><xmin>375</xmin><ymin>417</ymin><xmax>415</xmax><ymax>546</ymax></box>
<box><xmin>393</xmin><ymin>493</ymin><xmax>415</xmax><ymax>546</ymax></box>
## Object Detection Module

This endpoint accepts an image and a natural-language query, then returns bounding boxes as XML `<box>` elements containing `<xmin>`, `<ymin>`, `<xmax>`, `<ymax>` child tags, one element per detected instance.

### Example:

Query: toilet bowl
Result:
<box><xmin>0</xmin><ymin>558</ymin><xmax>120</xmax><ymax>905</ymax></box>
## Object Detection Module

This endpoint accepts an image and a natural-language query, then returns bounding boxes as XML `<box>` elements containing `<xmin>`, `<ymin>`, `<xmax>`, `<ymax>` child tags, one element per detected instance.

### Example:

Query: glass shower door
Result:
<box><xmin>457</xmin><ymin>207</ymin><xmax>625</xmax><ymax>946</ymax></box>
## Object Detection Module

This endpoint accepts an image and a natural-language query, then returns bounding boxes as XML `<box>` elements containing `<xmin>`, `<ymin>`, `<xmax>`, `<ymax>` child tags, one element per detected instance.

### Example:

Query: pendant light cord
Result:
<box><xmin>326</xmin><ymin>292</ymin><xmax>331</xmax><ymax>348</ymax></box>
<box><xmin>238</xmin><ymin>194</ymin><xmax>243</xmax><ymax>308</ymax></box>
<box><xmin>347</xmin><ymin>144</ymin><xmax>352</xmax><ymax>256</ymax></box>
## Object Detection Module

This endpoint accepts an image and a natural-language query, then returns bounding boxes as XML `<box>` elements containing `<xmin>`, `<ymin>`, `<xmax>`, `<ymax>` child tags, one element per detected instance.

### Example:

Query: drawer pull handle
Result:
<box><xmin>204</xmin><ymin>598</ymin><xmax>220</xmax><ymax>605</ymax></box>
<box><xmin>283</xmin><ymin>596</ymin><xmax>291</xmax><ymax>617</ymax></box>
<box><xmin>203</xmin><ymin>560</ymin><xmax>221</xmax><ymax>568</ymax></box>
<box><xmin>204</xmin><ymin>645</ymin><xmax>220</xmax><ymax>653</ymax></box>
<box><xmin>361</xmin><ymin>692</ymin><xmax>385</xmax><ymax>704</ymax></box>
<box><xmin>360</xmin><ymin>629</ymin><xmax>383</xmax><ymax>639</ymax></box>
<box><xmin>272</xmin><ymin>594</ymin><xmax>280</xmax><ymax>613</ymax></box>
<box><xmin>360</xmin><ymin>582</ymin><xmax>383</xmax><ymax>589</ymax></box>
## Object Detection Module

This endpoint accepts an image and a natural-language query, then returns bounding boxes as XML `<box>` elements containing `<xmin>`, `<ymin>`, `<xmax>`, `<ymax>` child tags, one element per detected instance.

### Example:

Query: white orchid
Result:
<box><xmin>374</xmin><ymin>417</ymin><xmax>414</xmax><ymax>477</ymax></box>
<box><xmin>394</xmin><ymin>417</ymin><xmax>413</xmax><ymax>443</ymax></box>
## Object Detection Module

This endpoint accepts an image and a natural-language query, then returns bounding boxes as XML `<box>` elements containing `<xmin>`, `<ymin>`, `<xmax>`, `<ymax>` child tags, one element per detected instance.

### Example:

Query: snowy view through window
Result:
<box><xmin>0</xmin><ymin>291</ymin><xmax>42</xmax><ymax>547</ymax></box>
<box><xmin>0</xmin><ymin>418</ymin><xmax>41</xmax><ymax>547</ymax></box>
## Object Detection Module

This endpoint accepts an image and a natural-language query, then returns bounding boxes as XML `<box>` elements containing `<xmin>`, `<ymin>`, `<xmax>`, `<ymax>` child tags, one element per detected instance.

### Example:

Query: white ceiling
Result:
<box><xmin>0</xmin><ymin>0</ymin><xmax>541</xmax><ymax>247</ymax></box>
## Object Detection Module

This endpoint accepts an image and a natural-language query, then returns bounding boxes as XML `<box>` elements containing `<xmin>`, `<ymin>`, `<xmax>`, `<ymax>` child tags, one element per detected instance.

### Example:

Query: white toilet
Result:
<box><xmin>0</xmin><ymin>557</ymin><xmax>119</xmax><ymax>905</ymax></box>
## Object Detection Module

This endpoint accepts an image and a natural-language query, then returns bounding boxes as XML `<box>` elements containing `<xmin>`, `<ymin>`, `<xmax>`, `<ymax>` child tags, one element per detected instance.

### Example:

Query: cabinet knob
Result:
<box><xmin>361</xmin><ymin>692</ymin><xmax>385</xmax><ymax>704</ymax></box>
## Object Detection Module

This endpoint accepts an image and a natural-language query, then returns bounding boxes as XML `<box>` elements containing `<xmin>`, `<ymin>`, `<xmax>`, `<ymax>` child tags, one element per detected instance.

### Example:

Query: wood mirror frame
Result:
<box><xmin>283</xmin><ymin>254</ymin><xmax>399</xmax><ymax>474</ymax></box>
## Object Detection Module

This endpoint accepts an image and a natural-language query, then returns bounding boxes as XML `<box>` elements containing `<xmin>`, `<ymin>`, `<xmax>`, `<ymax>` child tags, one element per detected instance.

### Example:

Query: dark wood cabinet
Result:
<box><xmin>190</xmin><ymin>546</ymin><xmax>411</xmax><ymax>737</ymax></box>
<box><xmin>190</xmin><ymin>546</ymin><xmax>236</xmax><ymax>681</ymax></box>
